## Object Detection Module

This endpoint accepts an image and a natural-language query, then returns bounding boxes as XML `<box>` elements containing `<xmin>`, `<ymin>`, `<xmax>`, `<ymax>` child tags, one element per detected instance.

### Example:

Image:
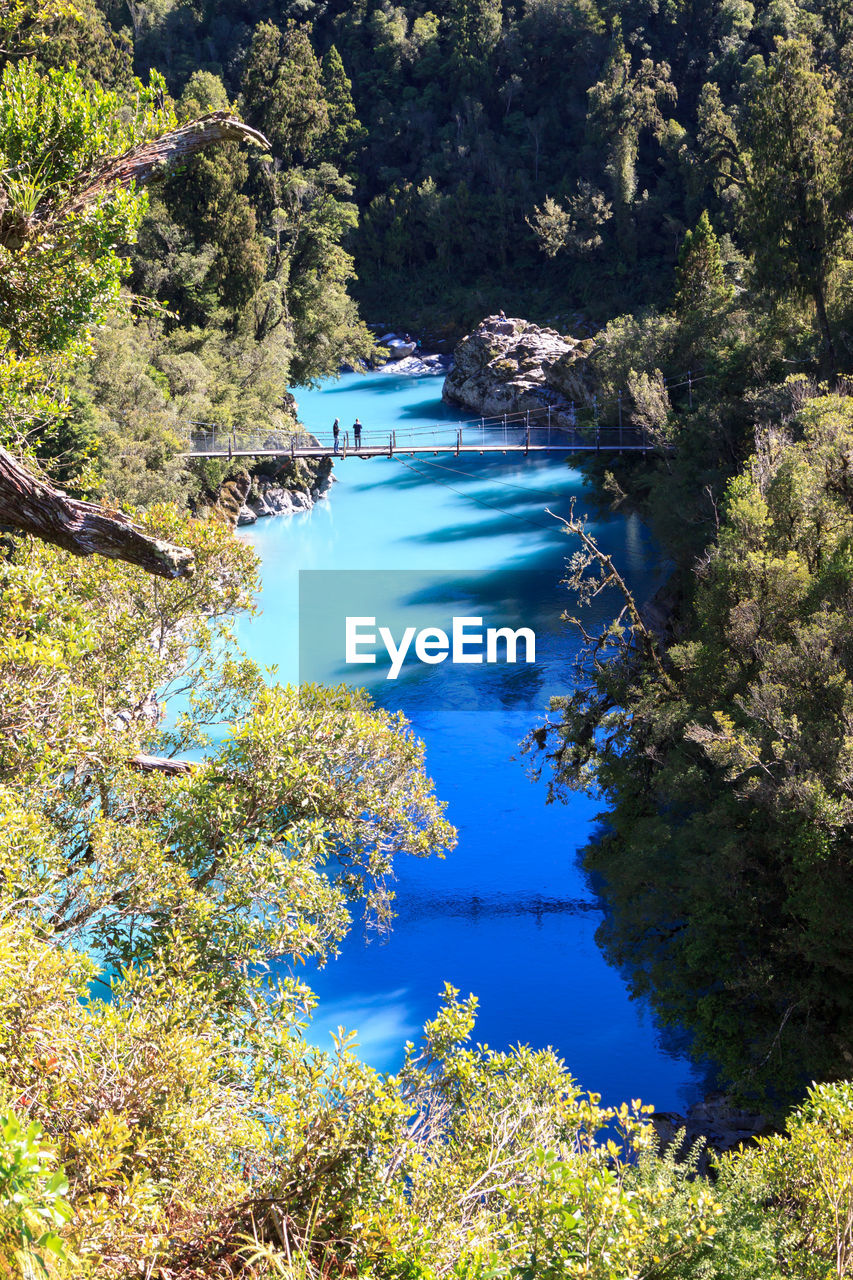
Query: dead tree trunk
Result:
<box><xmin>61</xmin><ymin>114</ymin><xmax>269</xmax><ymax>217</ymax></box>
<box><xmin>0</xmin><ymin>446</ymin><xmax>195</xmax><ymax>578</ymax></box>
<box><xmin>0</xmin><ymin>111</ymin><xmax>270</xmax><ymax>573</ymax></box>
<box><xmin>2</xmin><ymin>114</ymin><xmax>270</xmax><ymax>248</ymax></box>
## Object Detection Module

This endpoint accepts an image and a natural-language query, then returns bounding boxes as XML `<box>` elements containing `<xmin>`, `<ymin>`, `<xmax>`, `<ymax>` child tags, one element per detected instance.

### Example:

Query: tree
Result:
<box><xmin>587</xmin><ymin>19</ymin><xmax>676</xmax><ymax>258</ymax></box>
<box><xmin>0</xmin><ymin>514</ymin><xmax>455</xmax><ymax>971</ymax></box>
<box><xmin>240</xmin><ymin>19</ymin><xmax>328</xmax><ymax>167</ymax></box>
<box><xmin>319</xmin><ymin>44</ymin><xmax>365</xmax><ymax>169</ymax></box>
<box><xmin>699</xmin><ymin>39</ymin><xmax>853</xmax><ymax>371</ymax></box>
<box><xmin>529</xmin><ymin>392</ymin><xmax>853</xmax><ymax>1099</ymax></box>
<box><xmin>529</xmin><ymin>182</ymin><xmax>613</xmax><ymax>258</ymax></box>
<box><xmin>745</xmin><ymin>39</ymin><xmax>851</xmax><ymax>371</ymax></box>
<box><xmin>445</xmin><ymin>0</ymin><xmax>502</xmax><ymax>89</ymax></box>
<box><xmin>136</xmin><ymin>73</ymin><xmax>267</xmax><ymax>325</ymax></box>
<box><xmin>0</xmin><ymin>59</ymin><xmax>268</xmax><ymax>572</ymax></box>
<box><xmin>674</xmin><ymin>209</ymin><xmax>732</xmax><ymax>316</ymax></box>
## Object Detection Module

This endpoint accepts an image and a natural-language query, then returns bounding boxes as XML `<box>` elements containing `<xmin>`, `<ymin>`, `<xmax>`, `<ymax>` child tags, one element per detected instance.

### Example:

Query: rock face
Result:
<box><xmin>244</xmin><ymin>454</ymin><xmax>335</xmax><ymax>522</ymax></box>
<box><xmin>208</xmin><ymin>469</ymin><xmax>251</xmax><ymax>529</ymax></box>
<box><xmin>199</xmin><ymin>454</ymin><xmax>336</xmax><ymax>530</ymax></box>
<box><xmin>651</xmin><ymin>1093</ymin><xmax>774</xmax><ymax>1171</ymax></box>
<box><xmin>443</xmin><ymin>315</ymin><xmax>597</xmax><ymax>421</ymax></box>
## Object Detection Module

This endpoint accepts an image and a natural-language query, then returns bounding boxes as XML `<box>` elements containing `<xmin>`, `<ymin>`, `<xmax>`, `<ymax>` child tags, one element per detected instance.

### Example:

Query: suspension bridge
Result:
<box><xmin>180</xmin><ymin>373</ymin><xmax>699</xmax><ymax>462</ymax></box>
<box><xmin>182</xmin><ymin>407</ymin><xmax>651</xmax><ymax>461</ymax></box>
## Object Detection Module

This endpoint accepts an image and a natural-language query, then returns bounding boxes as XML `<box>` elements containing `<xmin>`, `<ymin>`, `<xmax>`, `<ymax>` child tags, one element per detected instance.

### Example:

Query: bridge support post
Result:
<box><xmin>389</xmin><ymin>432</ymin><xmax>393</xmax><ymax>458</ymax></box>
<box><xmin>456</xmin><ymin>429</ymin><xmax>461</xmax><ymax>457</ymax></box>
<box><xmin>525</xmin><ymin>424</ymin><xmax>530</xmax><ymax>456</ymax></box>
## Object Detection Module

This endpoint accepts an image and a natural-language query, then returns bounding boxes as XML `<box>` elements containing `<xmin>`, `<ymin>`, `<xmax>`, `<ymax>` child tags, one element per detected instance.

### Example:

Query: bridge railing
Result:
<box><xmin>183</xmin><ymin>372</ymin><xmax>706</xmax><ymax>457</ymax></box>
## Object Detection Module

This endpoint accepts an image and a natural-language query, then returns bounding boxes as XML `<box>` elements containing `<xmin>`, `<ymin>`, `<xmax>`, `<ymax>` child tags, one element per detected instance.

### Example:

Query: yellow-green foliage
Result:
<box><xmin>741</xmin><ymin>1081</ymin><xmax>853</xmax><ymax>1279</ymax></box>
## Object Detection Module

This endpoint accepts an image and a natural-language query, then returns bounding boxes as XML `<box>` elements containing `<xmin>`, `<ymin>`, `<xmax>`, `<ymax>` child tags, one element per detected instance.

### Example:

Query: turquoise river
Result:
<box><xmin>236</xmin><ymin>365</ymin><xmax>704</xmax><ymax>1112</ymax></box>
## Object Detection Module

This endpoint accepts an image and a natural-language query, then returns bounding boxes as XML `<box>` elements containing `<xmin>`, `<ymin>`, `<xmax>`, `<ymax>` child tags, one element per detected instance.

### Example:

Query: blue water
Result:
<box><xmin>237</xmin><ymin>367</ymin><xmax>703</xmax><ymax>1111</ymax></box>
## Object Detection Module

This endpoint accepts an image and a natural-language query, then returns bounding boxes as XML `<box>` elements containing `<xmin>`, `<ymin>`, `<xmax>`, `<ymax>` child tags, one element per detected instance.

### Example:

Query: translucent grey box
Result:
<box><xmin>298</xmin><ymin>570</ymin><xmax>549</xmax><ymax>712</ymax></box>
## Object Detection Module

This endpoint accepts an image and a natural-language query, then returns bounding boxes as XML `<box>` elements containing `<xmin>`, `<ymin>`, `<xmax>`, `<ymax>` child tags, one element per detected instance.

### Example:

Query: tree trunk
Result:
<box><xmin>128</xmin><ymin>753</ymin><xmax>194</xmax><ymax>775</ymax></box>
<box><xmin>813</xmin><ymin>281</ymin><xmax>838</xmax><ymax>375</ymax></box>
<box><xmin>1</xmin><ymin>114</ymin><xmax>270</xmax><ymax>249</ymax></box>
<box><xmin>0</xmin><ymin>446</ymin><xmax>195</xmax><ymax>578</ymax></box>
<box><xmin>68</xmin><ymin>113</ymin><xmax>268</xmax><ymax>207</ymax></box>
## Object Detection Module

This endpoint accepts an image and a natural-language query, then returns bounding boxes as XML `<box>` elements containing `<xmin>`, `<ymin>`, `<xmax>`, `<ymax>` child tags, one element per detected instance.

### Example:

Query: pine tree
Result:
<box><xmin>674</xmin><ymin>210</ymin><xmax>732</xmax><ymax>315</ymax></box>
<box><xmin>240</xmin><ymin>20</ymin><xmax>328</xmax><ymax>167</ymax></box>
<box><xmin>746</xmin><ymin>38</ymin><xmax>851</xmax><ymax>371</ymax></box>
<box><xmin>319</xmin><ymin>44</ymin><xmax>364</xmax><ymax>169</ymax></box>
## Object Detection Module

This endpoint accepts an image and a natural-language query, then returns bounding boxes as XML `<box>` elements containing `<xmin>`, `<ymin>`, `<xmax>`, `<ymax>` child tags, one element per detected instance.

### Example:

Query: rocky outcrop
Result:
<box><xmin>243</xmin><ymin>454</ymin><xmax>335</xmax><ymax>523</ymax></box>
<box><xmin>198</xmin><ymin>452</ymin><xmax>336</xmax><ymax>530</ymax></box>
<box><xmin>381</xmin><ymin>352</ymin><xmax>451</xmax><ymax>377</ymax></box>
<box><xmin>202</xmin><ymin>468</ymin><xmax>251</xmax><ymax>529</ymax></box>
<box><xmin>651</xmin><ymin>1093</ymin><xmax>775</xmax><ymax>1170</ymax></box>
<box><xmin>443</xmin><ymin>315</ymin><xmax>597</xmax><ymax>422</ymax></box>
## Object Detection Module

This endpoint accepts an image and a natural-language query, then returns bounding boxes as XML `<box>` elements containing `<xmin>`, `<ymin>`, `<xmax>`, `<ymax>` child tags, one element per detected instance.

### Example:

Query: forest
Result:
<box><xmin>4</xmin><ymin>0</ymin><xmax>853</xmax><ymax>1276</ymax></box>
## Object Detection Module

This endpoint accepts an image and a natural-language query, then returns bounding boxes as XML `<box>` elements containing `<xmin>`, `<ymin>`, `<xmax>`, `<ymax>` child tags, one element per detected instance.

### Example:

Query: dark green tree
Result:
<box><xmin>586</xmin><ymin>19</ymin><xmax>677</xmax><ymax>260</ymax></box>
<box><xmin>241</xmin><ymin>19</ymin><xmax>329</xmax><ymax>166</ymax></box>
<box><xmin>531</xmin><ymin>391</ymin><xmax>853</xmax><ymax>1100</ymax></box>
<box><xmin>674</xmin><ymin>210</ymin><xmax>732</xmax><ymax>316</ymax></box>
<box><xmin>318</xmin><ymin>43</ymin><xmax>365</xmax><ymax>169</ymax></box>
<box><xmin>444</xmin><ymin>0</ymin><xmax>502</xmax><ymax>89</ymax></box>
<box><xmin>745</xmin><ymin>38</ymin><xmax>851</xmax><ymax>371</ymax></box>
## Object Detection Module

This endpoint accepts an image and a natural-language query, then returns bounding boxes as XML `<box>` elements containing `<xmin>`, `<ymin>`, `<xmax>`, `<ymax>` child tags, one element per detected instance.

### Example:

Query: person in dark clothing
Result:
<box><xmin>353</xmin><ymin>418</ymin><xmax>363</xmax><ymax>447</ymax></box>
<box><xmin>332</xmin><ymin>418</ymin><xmax>340</xmax><ymax>454</ymax></box>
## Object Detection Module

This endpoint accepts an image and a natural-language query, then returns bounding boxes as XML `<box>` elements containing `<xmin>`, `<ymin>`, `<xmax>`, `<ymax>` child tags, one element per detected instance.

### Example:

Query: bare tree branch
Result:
<box><xmin>1</xmin><ymin>112</ymin><xmax>270</xmax><ymax>248</ymax></box>
<box><xmin>0</xmin><ymin>445</ymin><xmax>195</xmax><ymax>578</ymax></box>
<box><xmin>547</xmin><ymin>503</ymin><xmax>674</xmax><ymax>687</ymax></box>
<box><xmin>128</xmin><ymin>753</ymin><xmax>194</xmax><ymax>775</ymax></box>
<box><xmin>61</xmin><ymin>113</ymin><xmax>270</xmax><ymax>216</ymax></box>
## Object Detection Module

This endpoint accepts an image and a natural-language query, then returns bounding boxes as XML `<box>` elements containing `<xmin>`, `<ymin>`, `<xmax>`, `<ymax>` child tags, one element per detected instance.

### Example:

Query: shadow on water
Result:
<box><xmin>395</xmin><ymin>890</ymin><xmax>599</xmax><ymax>923</ymax></box>
<box><xmin>582</xmin><ymin>836</ymin><xmax>719</xmax><ymax>1102</ymax></box>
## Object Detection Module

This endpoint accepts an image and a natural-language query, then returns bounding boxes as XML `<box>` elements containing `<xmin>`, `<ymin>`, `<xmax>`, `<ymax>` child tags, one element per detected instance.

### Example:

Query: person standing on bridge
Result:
<box><xmin>353</xmin><ymin>418</ymin><xmax>363</xmax><ymax>448</ymax></box>
<box><xmin>332</xmin><ymin>418</ymin><xmax>340</xmax><ymax>454</ymax></box>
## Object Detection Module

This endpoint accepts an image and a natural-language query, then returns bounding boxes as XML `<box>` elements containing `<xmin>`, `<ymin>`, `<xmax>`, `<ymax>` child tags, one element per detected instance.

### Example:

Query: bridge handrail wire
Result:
<box><xmin>182</xmin><ymin>370</ymin><xmax>709</xmax><ymax>455</ymax></box>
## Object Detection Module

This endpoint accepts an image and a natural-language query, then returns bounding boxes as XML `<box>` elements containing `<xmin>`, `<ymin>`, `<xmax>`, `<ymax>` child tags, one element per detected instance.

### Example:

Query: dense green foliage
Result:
<box><xmin>16</xmin><ymin>0</ymin><xmax>852</xmax><ymax>515</ymax></box>
<box><xmin>513</xmin><ymin>4</ymin><xmax>853</xmax><ymax>1106</ymax></box>
<box><xmin>68</xmin><ymin>0</ymin><xmax>852</xmax><ymax>334</ymax></box>
<box><xmin>533</xmin><ymin>391</ymin><xmax>853</xmax><ymax>1097</ymax></box>
<box><xmin>7</xmin><ymin>0</ymin><xmax>853</xmax><ymax>1276</ymax></box>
